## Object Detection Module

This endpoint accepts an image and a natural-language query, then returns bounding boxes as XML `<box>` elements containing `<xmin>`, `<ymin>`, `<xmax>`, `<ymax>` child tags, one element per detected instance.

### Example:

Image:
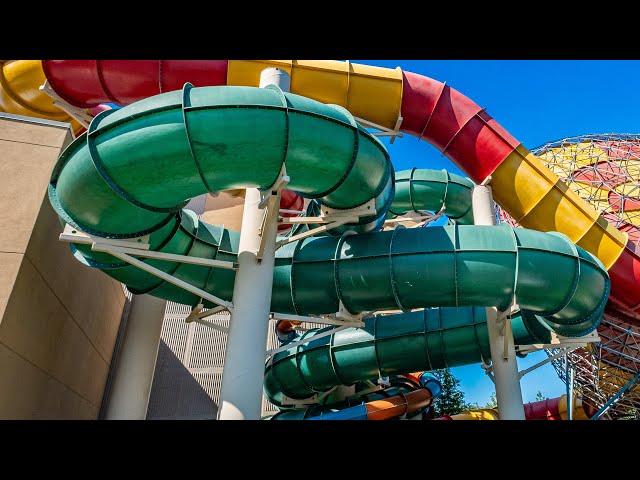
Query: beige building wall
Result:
<box><xmin>201</xmin><ymin>191</ymin><xmax>245</xmax><ymax>231</ymax></box>
<box><xmin>0</xmin><ymin>114</ymin><xmax>126</xmax><ymax>419</ymax></box>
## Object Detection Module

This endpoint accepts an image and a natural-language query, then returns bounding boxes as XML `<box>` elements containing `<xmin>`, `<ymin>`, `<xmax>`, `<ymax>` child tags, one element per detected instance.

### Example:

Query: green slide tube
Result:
<box><xmin>387</xmin><ymin>168</ymin><xmax>474</xmax><ymax>224</ymax></box>
<box><xmin>264</xmin><ymin>307</ymin><xmax>558</xmax><ymax>407</ymax></box>
<box><xmin>271</xmin><ymin>224</ymin><xmax>609</xmax><ymax>336</ymax></box>
<box><xmin>297</xmin><ymin>166</ymin><xmax>475</xmax><ymax>237</ymax></box>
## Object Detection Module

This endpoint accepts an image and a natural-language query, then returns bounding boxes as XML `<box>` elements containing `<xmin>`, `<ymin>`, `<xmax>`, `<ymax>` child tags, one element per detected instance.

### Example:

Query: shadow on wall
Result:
<box><xmin>146</xmin><ymin>340</ymin><xmax>218</xmax><ymax>420</ymax></box>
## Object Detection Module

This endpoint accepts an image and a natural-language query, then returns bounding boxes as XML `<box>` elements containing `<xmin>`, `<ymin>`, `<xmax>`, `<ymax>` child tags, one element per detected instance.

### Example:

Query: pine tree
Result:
<box><xmin>431</xmin><ymin>369</ymin><xmax>472</xmax><ymax>416</ymax></box>
<box><xmin>535</xmin><ymin>391</ymin><xmax>547</xmax><ymax>402</ymax></box>
<box><xmin>484</xmin><ymin>391</ymin><xmax>498</xmax><ymax>409</ymax></box>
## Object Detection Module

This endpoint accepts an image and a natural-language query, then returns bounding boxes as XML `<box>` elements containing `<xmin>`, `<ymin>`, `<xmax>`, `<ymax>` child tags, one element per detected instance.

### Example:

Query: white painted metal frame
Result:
<box><xmin>269</xmin><ymin>312</ymin><xmax>364</xmax><ymax>329</ymax></box>
<box><xmin>59</xmin><ymin>224</ymin><xmax>234</xmax><ymax>310</ymax></box>
<box><xmin>40</xmin><ymin>80</ymin><xmax>93</xmax><ymax>128</ymax></box>
<box><xmin>517</xmin><ymin>346</ymin><xmax>580</xmax><ymax>380</ymax></box>
<box><xmin>515</xmin><ymin>330</ymin><xmax>600</xmax><ymax>355</ymax></box>
<box><xmin>354</xmin><ymin>115</ymin><xmax>404</xmax><ymax>144</ymax></box>
<box><xmin>276</xmin><ymin>199</ymin><xmax>377</xmax><ymax>248</ymax></box>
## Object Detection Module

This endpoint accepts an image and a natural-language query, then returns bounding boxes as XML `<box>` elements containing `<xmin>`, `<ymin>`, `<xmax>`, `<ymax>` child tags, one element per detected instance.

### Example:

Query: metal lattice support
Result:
<box><xmin>497</xmin><ymin>134</ymin><xmax>640</xmax><ymax>419</ymax></box>
<box><xmin>546</xmin><ymin>309</ymin><xmax>640</xmax><ymax>419</ymax></box>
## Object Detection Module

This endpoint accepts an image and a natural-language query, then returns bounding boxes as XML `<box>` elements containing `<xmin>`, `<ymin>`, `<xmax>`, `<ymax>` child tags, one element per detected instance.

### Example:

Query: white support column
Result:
<box><xmin>104</xmin><ymin>294</ymin><xmax>167</xmax><ymax>419</ymax></box>
<box><xmin>217</xmin><ymin>68</ymin><xmax>289</xmax><ymax>420</ymax></box>
<box><xmin>472</xmin><ymin>183</ymin><xmax>526</xmax><ymax>420</ymax></box>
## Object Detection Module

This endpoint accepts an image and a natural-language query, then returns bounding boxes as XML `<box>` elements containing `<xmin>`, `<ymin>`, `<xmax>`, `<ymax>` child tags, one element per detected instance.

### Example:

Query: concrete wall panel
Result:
<box><xmin>0</xmin><ymin>115</ymin><xmax>125</xmax><ymax>419</ymax></box>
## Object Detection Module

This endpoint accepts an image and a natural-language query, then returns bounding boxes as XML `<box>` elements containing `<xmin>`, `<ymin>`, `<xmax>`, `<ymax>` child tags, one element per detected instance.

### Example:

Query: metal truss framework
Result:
<box><xmin>547</xmin><ymin>312</ymin><xmax>640</xmax><ymax>420</ymax></box>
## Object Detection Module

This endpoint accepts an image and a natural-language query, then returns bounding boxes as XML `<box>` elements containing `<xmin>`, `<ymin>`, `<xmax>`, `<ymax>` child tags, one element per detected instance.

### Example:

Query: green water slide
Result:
<box><xmin>387</xmin><ymin>168</ymin><xmax>474</xmax><ymax>224</ymax></box>
<box><xmin>47</xmin><ymin>84</ymin><xmax>610</xmax><ymax>405</ymax></box>
<box><xmin>265</xmin><ymin>307</ymin><xmax>562</xmax><ymax>406</ymax></box>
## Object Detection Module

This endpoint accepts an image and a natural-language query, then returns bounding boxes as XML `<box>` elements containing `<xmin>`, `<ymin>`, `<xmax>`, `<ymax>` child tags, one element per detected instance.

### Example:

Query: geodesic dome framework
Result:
<box><xmin>497</xmin><ymin>134</ymin><xmax>640</xmax><ymax>419</ymax></box>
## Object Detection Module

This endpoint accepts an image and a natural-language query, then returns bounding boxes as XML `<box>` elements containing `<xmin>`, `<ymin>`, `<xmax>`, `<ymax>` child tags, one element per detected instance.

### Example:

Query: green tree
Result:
<box><xmin>431</xmin><ymin>369</ymin><xmax>473</xmax><ymax>416</ymax></box>
<box><xmin>484</xmin><ymin>391</ymin><xmax>498</xmax><ymax>409</ymax></box>
<box><xmin>535</xmin><ymin>391</ymin><xmax>547</xmax><ymax>402</ymax></box>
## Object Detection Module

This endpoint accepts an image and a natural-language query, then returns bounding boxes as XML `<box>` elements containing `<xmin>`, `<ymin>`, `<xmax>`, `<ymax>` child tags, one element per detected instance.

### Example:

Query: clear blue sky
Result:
<box><xmin>353</xmin><ymin>60</ymin><xmax>640</xmax><ymax>406</ymax></box>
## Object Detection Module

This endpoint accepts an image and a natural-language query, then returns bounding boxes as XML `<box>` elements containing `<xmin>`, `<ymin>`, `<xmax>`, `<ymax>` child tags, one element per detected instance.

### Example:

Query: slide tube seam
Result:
<box><xmin>333</xmin><ymin>230</ymin><xmax>357</xmax><ymax>315</ymax></box>
<box><xmin>389</xmin><ymin>225</ymin><xmax>408</xmax><ymax>312</ymax></box>
<box><xmin>158</xmin><ymin>61</ymin><xmax>164</xmax><ymax>93</ymax></box>
<box><xmin>418</xmin><ymin>81</ymin><xmax>447</xmax><ymax>140</ymax></box>
<box><xmin>299</xmin><ymin>105</ymin><xmax>361</xmax><ymax>202</ymax></box>
<box><xmin>542</xmin><ymin>234</ymin><xmax>582</xmax><ymax>317</ymax></box>
<box><xmin>408</xmin><ymin>167</ymin><xmax>417</xmax><ymax>212</ymax></box>
<box><xmin>442</xmin><ymin>108</ymin><xmax>487</xmax><ymax>156</ymax></box>
<box><xmin>441</xmin><ymin>169</ymin><xmax>451</xmax><ymax>215</ymax></box>
<box><xmin>289</xmin><ymin>239</ymin><xmax>304</xmax><ymax>316</ymax></box>
<box><xmin>438</xmin><ymin>309</ymin><xmax>451</xmax><ymax>367</ymax></box>
<box><xmin>41</xmin><ymin>60</ymin><xmax>85</xmax><ymax>108</ymax></box>
<box><xmin>182</xmin><ymin>82</ymin><xmax>215</xmax><ymax>193</ymax></box>
<box><xmin>260</xmin><ymin>85</ymin><xmax>291</xmax><ymax>192</ymax></box>
<box><xmin>293</xmin><ymin>330</ymin><xmax>321</xmax><ymax>398</ymax></box>
<box><xmin>329</xmin><ymin>327</ymin><xmax>350</xmax><ymax>388</ymax></box>
<box><xmin>371</xmin><ymin>312</ymin><xmax>384</xmax><ymax>382</ymax></box>
<box><xmin>472</xmin><ymin>309</ymin><xmax>490</xmax><ymax>364</ymax></box>
<box><xmin>422</xmin><ymin>310</ymin><xmax>435</xmax><ymax>371</ymax></box>
<box><xmin>127</xmin><ymin>214</ymin><xmax>201</xmax><ymax>296</ymax></box>
<box><xmin>507</xmin><ymin>226</ymin><xmax>520</xmax><ymax>305</ymax></box>
<box><xmin>453</xmin><ymin>224</ymin><xmax>460</xmax><ymax>307</ymax></box>
<box><xmin>95</xmin><ymin>60</ymin><xmax>120</xmax><ymax>105</ymax></box>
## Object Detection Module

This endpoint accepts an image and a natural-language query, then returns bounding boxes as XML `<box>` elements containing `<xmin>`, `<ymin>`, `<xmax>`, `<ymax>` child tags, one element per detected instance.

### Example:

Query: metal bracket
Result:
<box><xmin>517</xmin><ymin>346</ymin><xmax>579</xmax><ymax>379</ymax></box>
<box><xmin>354</xmin><ymin>115</ymin><xmax>404</xmax><ymax>144</ymax></box>
<box><xmin>256</xmin><ymin>165</ymin><xmax>290</xmax><ymax>259</ymax></box>
<box><xmin>185</xmin><ymin>314</ymin><xmax>229</xmax><ymax>334</ymax></box>
<box><xmin>269</xmin><ymin>311</ymin><xmax>364</xmax><ymax>329</ymax></box>
<box><xmin>335</xmin><ymin>301</ymin><xmax>366</xmax><ymax>323</ymax></box>
<box><xmin>276</xmin><ymin>216</ymin><xmax>358</xmax><ymax>248</ymax></box>
<box><xmin>259</xmin><ymin>165</ymin><xmax>290</xmax><ymax>210</ymax></box>
<box><xmin>40</xmin><ymin>80</ymin><xmax>93</xmax><ymax>128</ymax></box>
<box><xmin>186</xmin><ymin>303</ymin><xmax>229</xmax><ymax>323</ymax></box>
<box><xmin>481</xmin><ymin>362</ymin><xmax>495</xmax><ymax>384</ymax></box>
<box><xmin>276</xmin><ymin>199</ymin><xmax>376</xmax><ymax>249</ymax></box>
<box><xmin>495</xmin><ymin>300</ymin><xmax>519</xmax><ymax>360</ymax></box>
<box><xmin>59</xmin><ymin>224</ymin><xmax>234</xmax><ymax>311</ymax></box>
<box><xmin>481</xmin><ymin>175</ymin><xmax>493</xmax><ymax>187</ymax></box>
<box><xmin>383</xmin><ymin>205</ymin><xmax>447</xmax><ymax>229</ymax></box>
<box><xmin>319</xmin><ymin>199</ymin><xmax>376</xmax><ymax>219</ymax></box>
<box><xmin>378</xmin><ymin>376</ymin><xmax>391</xmax><ymax>387</ymax></box>
<box><xmin>515</xmin><ymin>330</ymin><xmax>600</xmax><ymax>355</ymax></box>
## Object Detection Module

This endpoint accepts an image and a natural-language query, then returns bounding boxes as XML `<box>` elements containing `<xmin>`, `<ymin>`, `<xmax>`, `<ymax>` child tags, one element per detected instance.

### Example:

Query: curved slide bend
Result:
<box><xmin>38</xmin><ymin>59</ymin><xmax>640</xmax><ymax>320</ymax></box>
<box><xmin>264</xmin><ymin>307</ymin><xmax>557</xmax><ymax>407</ymax></box>
<box><xmin>48</xmin><ymin>85</ymin><xmax>609</xmax><ymax>403</ymax></box>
